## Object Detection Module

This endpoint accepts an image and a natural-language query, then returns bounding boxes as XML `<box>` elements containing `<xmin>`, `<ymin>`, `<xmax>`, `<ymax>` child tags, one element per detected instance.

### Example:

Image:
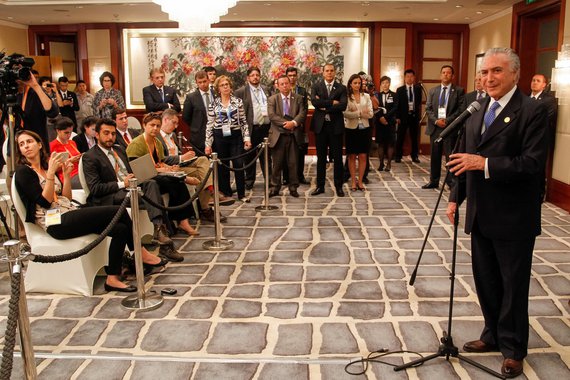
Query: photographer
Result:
<box><xmin>17</xmin><ymin>72</ymin><xmax>59</xmax><ymax>153</ymax></box>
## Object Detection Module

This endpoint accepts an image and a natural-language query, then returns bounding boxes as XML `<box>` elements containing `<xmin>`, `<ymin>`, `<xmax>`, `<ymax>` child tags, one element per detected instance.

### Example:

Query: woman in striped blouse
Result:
<box><xmin>205</xmin><ymin>75</ymin><xmax>252</xmax><ymax>202</ymax></box>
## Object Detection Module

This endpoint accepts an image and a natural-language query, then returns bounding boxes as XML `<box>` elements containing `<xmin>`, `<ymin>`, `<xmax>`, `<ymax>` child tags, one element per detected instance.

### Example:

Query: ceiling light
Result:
<box><xmin>433</xmin><ymin>18</ymin><xmax>439</xmax><ymax>21</ymax></box>
<box><xmin>476</xmin><ymin>11</ymin><xmax>483</xmax><ymax>14</ymax></box>
<box><xmin>456</xmin><ymin>5</ymin><xmax>463</xmax><ymax>8</ymax></box>
<box><xmin>153</xmin><ymin>0</ymin><xmax>239</xmax><ymax>31</ymax></box>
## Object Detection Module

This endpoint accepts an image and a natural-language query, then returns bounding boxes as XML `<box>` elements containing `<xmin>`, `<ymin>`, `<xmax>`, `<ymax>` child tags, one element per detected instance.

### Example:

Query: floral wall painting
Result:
<box><xmin>124</xmin><ymin>28</ymin><xmax>369</xmax><ymax>108</ymax></box>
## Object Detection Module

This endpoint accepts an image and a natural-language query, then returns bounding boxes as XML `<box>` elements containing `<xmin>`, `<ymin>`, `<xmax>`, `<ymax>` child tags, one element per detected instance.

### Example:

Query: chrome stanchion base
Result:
<box><xmin>121</xmin><ymin>292</ymin><xmax>164</xmax><ymax>311</ymax></box>
<box><xmin>255</xmin><ymin>205</ymin><xmax>279</xmax><ymax>212</ymax></box>
<box><xmin>203</xmin><ymin>238</ymin><xmax>234</xmax><ymax>251</ymax></box>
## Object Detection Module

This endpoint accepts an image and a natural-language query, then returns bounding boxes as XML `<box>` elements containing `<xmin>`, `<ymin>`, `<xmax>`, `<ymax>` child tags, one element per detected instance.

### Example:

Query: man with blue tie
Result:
<box><xmin>424</xmin><ymin>65</ymin><xmax>465</xmax><ymax>189</ymax></box>
<box><xmin>183</xmin><ymin>70</ymin><xmax>212</xmax><ymax>156</ymax></box>
<box><xmin>267</xmin><ymin>76</ymin><xmax>307</xmax><ymax>197</ymax></box>
<box><xmin>142</xmin><ymin>68</ymin><xmax>181</xmax><ymax>113</ymax></box>
<box><xmin>447</xmin><ymin>48</ymin><xmax>548</xmax><ymax>378</ymax></box>
<box><xmin>395</xmin><ymin>69</ymin><xmax>422</xmax><ymax>163</ymax></box>
<box><xmin>465</xmin><ymin>73</ymin><xmax>486</xmax><ymax>105</ymax></box>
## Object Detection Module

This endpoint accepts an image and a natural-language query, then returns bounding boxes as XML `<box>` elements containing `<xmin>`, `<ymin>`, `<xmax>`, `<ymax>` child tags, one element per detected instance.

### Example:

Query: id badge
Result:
<box><xmin>408</xmin><ymin>102</ymin><xmax>414</xmax><ymax>111</ymax></box>
<box><xmin>325</xmin><ymin>114</ymin><xmax>331</xmax><ymax>122</ymax></box>
<box><xmin>438</xmin><ymin>106</ymin><xmax>446</xmax><ymax>119</ymax></box>
<box><xmin>45</xmin><ymin>208</ymin><xmax>62</xmax><ymax>227</ymax></box>
<box><xmin>261</xmin><ymin>106</ymin><xmax>268</xmax><ymax>117</ymax></box>
<box><xmin>358</xmin><ymin>123</ymin><xmax>366</xmax><ymax>129</ymax></box>
<box><xmin>222</xmin><ymin>124</ymin><xmax>232</xmax><ymax>137</ymax></box>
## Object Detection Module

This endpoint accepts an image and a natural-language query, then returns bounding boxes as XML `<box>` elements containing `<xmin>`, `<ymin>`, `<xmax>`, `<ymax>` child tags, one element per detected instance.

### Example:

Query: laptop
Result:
<box><xmin>129</xmin><ymin>154</ymin><xmax>186</xmax><ymax>183</ymax></box>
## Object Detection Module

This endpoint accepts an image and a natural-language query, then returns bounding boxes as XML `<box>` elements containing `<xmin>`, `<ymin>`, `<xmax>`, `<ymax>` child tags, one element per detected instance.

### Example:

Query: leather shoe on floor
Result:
<box><xmin>269</xmin><ymin>190</ymin><xmax>280</xmax><ymax>197</ymax></box>
<box><xmin>463</xmin><ymin>340</ymin><xmax>498</xmax><ymax>353</ymax></box>
<box><xmin>412</xmin><ymin>157</ymin><xmax>420</xmax><ymax>163</ymax></box>
<box><xmin>104</xmin><ymin>283</ymin><xmax>137</xmax><ymax>293</ymax></box>
<box><xmin>245</xmin><ymin>183</ymin><xmax>254</xmax><ymax>190</ymax></box>
<box><xmin>201</xmin><ymin>209</ymin><xmax>227</xmax><ymax>223</ymax></box>
<box><xmin>290</xmin><ymin>189</ymin><xmax>299</xmax><ymax>198</ymax></box>
<box><xmin>336</xmin><ymin>187</ymin><xmax>345</xmax><ymax>197</ymax></box>
<box><xmin>422</xmin><ymin>182</ymin><xmax>439</xmax><ymax>189</ymax></box>
<box><xmin>159</xmin><ymin>244</ymin><xmax>184</xmax><ymax>262</ymax></box>
<box><xmin>311</xmin><ymin>187</ymin><xmax>325</xmax><ymax>196</ymax></box>
<box><xmin>501</xmin><ymin>358</ymin><xmax>523</xmax><ymax>378</ymax></box>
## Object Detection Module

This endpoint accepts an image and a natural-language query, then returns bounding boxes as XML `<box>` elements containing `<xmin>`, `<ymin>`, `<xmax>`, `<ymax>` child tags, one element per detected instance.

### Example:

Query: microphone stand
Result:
<box><xmin>394</xmin><ymin>125</ymin><xmax>505</xmax><ymax>379</ymax></box>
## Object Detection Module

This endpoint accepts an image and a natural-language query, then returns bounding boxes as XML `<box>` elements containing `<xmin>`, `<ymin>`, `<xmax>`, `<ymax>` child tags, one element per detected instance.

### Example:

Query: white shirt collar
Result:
<box><xmin>487</xmin><ymin>85</ymin><xmax>517</xmax><ymax>115</ymax></box>
<box><xmin>531</xmin><ymin>90</ymin><xmax>542</xmax><ymax>99</ymax></box>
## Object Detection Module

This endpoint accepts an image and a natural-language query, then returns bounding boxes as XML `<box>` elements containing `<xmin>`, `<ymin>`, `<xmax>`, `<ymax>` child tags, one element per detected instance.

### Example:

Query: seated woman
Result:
<box><xmin>49</xmin><ymin>117</ymin><xmax>83</xmax><ymax>189</ymax></box>
<box><xmin>15</xmin><ymin>130</ymin><xmax>166</xmax><ymax>293</ymax></box>
<box><xmin>126</xmin><ymin>113</ymin><xmax>199</xmax><ymax>236</ymax></box>
<box><xmin>73</xmin><ymin>115</ymin><xmax>98</xmax><ymax>153</ymax></box>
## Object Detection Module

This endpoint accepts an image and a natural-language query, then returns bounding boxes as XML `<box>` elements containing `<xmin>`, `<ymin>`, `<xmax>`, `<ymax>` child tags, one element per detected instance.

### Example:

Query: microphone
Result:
<box><xmin>434</xmin><ymin>101</ymin><xmax>482</xmax><ymax>143</ymax></box>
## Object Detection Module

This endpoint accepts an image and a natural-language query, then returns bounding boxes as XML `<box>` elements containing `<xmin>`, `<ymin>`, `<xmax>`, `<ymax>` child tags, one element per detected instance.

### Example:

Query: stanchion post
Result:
<box><xmin>121</xmin><ymin>179</ymin><xmax>163</xmax><ymax>311</ymax></box>
<box><xmin>203</xmin><ymin>153</ymin><xmax>234</xmax><ymax>251</ymax></box>
<box><xmin>3</xmin><ymin>240</ymin><xmax>37</xmax><ymax>380</ymax></box>
<box><xmin>177</xmin><ymin>132</ymin><xmax>184</xmax><ymax>151</ymax></box>
<box><xmin>255</xmin><ymin>137</ymin><xmax>278</xmax><ymax>212</ymax></box>
<box><xmin>7</xmin><ymin>106</ymin><xmax>20</xmax><ymax>239</ymax></box>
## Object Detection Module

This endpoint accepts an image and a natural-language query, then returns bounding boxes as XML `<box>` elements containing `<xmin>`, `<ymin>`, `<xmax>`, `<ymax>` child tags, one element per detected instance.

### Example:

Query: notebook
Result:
<box><xmin>129</xmin><ymin>154</ymin><xmax>186</xmax><ymax>183</ymax></box>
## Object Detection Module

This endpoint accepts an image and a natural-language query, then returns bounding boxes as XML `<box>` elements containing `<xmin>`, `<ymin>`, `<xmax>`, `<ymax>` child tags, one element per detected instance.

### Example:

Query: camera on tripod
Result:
<box><xmin>0</xmin><ymin>52</ymin><xmax>35</xmax><ymax>103</ymax></box>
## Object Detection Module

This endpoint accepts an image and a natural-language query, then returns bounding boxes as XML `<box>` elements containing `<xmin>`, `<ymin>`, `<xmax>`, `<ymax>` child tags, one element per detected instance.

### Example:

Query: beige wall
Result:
<box><xmin>551</xmin><ymin>5</ymin><xmax>570</xmax><ymax>184</ymax></box>
<box><xmin>467</xmin><ymin>10</ymin><xmax>513</xmax><ymax>91</ymax></box>
<box><xmin>86</xmin><ymin>29</ymin><xmax>112</xmax><ymax>94</ymax></box>
<box><xmin>0</xmin><ymin>22</ymin><xmax>29</xmax><ymax>57</ymax></box>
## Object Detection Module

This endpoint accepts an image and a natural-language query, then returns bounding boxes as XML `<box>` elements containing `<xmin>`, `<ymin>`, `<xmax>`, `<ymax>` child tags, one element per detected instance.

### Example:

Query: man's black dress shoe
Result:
<box><xmin>290</xmin><ymin>189</ymin><xmax>299</xmax><ymax>198</ymax></box>
<box><xmin>245</xmin><ymin>183</ymin><xmax>253</xmax><ymax>190</ymax></box>
<box><xmin>336</xmin><ymin>187</ymin><xmax>345</xmax><ymax>197</ymax></box>
<box><xmin>378</xmin><ymin>163</ymin><xmax>385</xmax><ymax>171</ymax></box>
<box><xmin>501</xmin><ymin>358</ymin><xmax>523</xmax><ymax>378</ymax></box>
<box><xmin>421</xmin><ymin>182</ymin><xmax>439</xmax><ymax>189</ymax></box>
<box><xmin>269</xmin><ymin>190</ymin><xmax>280</xmax><ymax>197</ymax></box>
<box><xmin>104</xmin><ymin>283</ymin><xmax>137</xmax><ymax>293</ymax></box>
<box><xmin>311</xmin><ymin>187</ymin><xmax>325</xmax><ymax>196</ymax></box>
<box><xmin>144</xmin><ymin>257</ymin><xmax>168</xmax><ymax>268</ymax></box>
<box><xmin>463</xmin><ymin>340</ymin><xmax>498</xmax><ymax>353</ymax></box>
<box><xmin>412</xmin><ymin>157</ymin><xmax>420</xmax><ymax>163</ymax></box>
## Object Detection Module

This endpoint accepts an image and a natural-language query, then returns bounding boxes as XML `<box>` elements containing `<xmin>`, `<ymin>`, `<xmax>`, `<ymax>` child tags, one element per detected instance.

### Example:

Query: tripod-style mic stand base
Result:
<box><xmin>394</xmin><ymin>333</ymin><xmax>506</xmax><ymax>379</ymax></box>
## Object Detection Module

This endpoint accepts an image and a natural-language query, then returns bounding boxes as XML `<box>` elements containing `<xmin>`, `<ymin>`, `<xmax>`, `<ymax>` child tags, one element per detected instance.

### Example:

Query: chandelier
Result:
<box><xmin>153</xmin><ymin>1</ymin><xmax>238</xmax><ymax>32</ymax></box>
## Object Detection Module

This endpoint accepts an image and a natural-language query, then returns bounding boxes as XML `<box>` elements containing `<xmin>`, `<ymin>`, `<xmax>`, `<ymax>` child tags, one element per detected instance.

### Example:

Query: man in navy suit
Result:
<box><xmin>310</xmin><ymin>63</ymin><xmax>348</xmax><ymax>197</ymax></box>
<box><xmin>395</xmin><ymin>69</ymin><xmax>422</xmax><ymax>163</ymax></box>
<box><xmin>465</xmin><ymin>72</ymin><xmax>486</xmax><ymax>105</ymax></box>
<box><xmin>113</xmin><ymin>109</ymin><xmax>140</xmax><ymax>149</ymax></box>
<box><xmin>182</xmin><ymin>70</ymin><xmax>211</xmax><ymax>156</ymax></box>
<box><xmin>142</xmin><ymin>68</ymin><xmax>181</xmax><ymax>113</ymax></box>
<box><xmin>424</xmin><ymin>65</ymin><xmax>465</xmax><ymax>189</ymax></box>
<box><xmin>447</xmin><ymin>48</ymin><xmax>548</xmax><ymax>378</ymax></box>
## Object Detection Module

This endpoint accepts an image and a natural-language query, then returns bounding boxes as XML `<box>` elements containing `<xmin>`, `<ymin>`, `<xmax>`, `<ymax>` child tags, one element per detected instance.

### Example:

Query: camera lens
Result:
<box><xmin>17</xmin><ymin>67</ymin><xmax>31</xmax><ymax>81</ymax></box>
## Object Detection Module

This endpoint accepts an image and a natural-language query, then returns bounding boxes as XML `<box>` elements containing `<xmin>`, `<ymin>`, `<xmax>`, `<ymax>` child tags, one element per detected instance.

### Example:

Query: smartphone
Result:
<box><xmin>161</xmin><ymin>288</ymin><xmax>177</xmax><ymax>296</ymax></box>
<box><xmin>57</xmin><ymin>152</ymin><xmax>69</xmax><ymax>161</ymax></box>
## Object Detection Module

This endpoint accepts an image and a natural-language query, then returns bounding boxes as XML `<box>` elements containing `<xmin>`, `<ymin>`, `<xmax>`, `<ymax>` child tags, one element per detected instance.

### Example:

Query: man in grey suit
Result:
<box><xmin>465</xmin><ymin>72</ymin><xmax>486</xmax><ymax>105</ymax></box>
<box><xmin>424</xmin><ymin>65</ymin><xmax>465</xmax><ymax>189</ymax></box>
<box><xmin>267</xmin><ymin>76</ymin><xmax>307</xmax><ymax>198</ymax></box>
<box><xmin>182</xmin><ymin>70</ymin><xmax>211</xmax><ymax>155</ymax></box>
<box><xmin>234</xmin><ymin>67</ymin><xmax>272</xmax><ymax>189</ymax></box>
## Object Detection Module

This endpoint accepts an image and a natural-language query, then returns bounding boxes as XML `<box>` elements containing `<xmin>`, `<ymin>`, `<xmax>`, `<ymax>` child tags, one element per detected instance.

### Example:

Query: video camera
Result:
<box><xmin>0</xmin><ymin>52</ymin><xmax>35</xmax><ymax>103</ymax></box>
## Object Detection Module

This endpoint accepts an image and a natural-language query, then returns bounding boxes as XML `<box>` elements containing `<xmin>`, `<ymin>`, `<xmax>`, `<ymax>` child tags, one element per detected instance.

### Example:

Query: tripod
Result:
<box><xmin>393</xmin><ymin>128</ymin><xmax>505</xmax><ymax>379</ymax></box>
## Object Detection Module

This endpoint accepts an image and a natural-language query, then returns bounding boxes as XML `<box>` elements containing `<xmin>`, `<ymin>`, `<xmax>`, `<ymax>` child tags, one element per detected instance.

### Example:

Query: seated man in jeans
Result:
<box><xmin>82</xmin><ymin>118</ymin><xmax>182</xmax><ymax>262</ymax></box>
<box><xmin>158</xmin><ymin>109</ymin><xmax>234</xmax><ymax>222</ymax></box>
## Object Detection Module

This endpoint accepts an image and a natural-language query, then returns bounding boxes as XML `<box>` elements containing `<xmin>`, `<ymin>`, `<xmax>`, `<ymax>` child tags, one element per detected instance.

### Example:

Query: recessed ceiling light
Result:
<box><xmin>362</xmin><ymin>2</ymin><xmax>371</xmax><ymax>6</ymax></box>
<box><xmin>456</xmin><ymin>5</ymin><xmax>463</xmax><ymax>8</ymax></box>
<box><xmin>465</xmin><ymin>17</ymin><xmax>470</xmax><ymax>20</ymax></box>
<box><xmin>7</xmin><ymin>16</ymin><xmax>13</xmax><ymax>19</ymax></box>
<box><xmin>433</xmin><ymin>18</ymin><xmax>439</xmax><ymax>21</ymax></box>
<box><xmin>476</xmin><ymin>11</ymin><xmax>483</xmax><ymax>14</ymax></box>
<box><xmin>75</xmin><ymin>5</ymin><xmax>83</xmax><ymax>9</ymax></box>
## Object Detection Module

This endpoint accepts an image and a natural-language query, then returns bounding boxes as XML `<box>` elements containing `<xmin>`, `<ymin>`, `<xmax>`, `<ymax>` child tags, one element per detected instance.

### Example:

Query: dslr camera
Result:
<box><xmin>0</xmin><ymin>52</ymin><xmax>35</xmax><ymax>102</ymax></box>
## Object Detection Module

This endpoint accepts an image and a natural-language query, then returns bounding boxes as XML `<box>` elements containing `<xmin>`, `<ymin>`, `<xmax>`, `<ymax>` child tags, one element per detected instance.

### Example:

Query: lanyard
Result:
<box><xmin>251</xmin><ymin>87</ymin><xmax>266</xmax><ymax>105</ymax></box>
<box><xmin>143</xmin><ymin>137</ymin><xmax>160</xmax><ymax>167</ymax></box>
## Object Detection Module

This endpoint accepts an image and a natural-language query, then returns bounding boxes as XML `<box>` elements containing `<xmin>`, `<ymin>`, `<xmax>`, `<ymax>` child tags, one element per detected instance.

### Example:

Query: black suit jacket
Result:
<box><xmin>425</xmin><ymin>84</ymin><xmax>465</xmax><ymax>136</ymax></box>
<box><xmin>395</xmin><ymin>84</ymin><xmax>422</xmax><ymax>122</ymax></box>
<box><xmin>72</xmin><ymin>133</ymin><xmax>91</xmax><ymax>153</ymax></box>
<box><xmin>376</xmin><ymin>90</ymin><xmax>399</xmax><ymax>125</ymax></box>
<box><xmin>465</xmin><ymin>90</ymin><xmax>487</xmax><ymax>106</ymax></box>
<box><xmin>310</xmin><ymin>80</ymin><xmax>348</xmax><ymax>135</ymax></box>
<box><xmin>450</xmin><ymin>88</ymin><xmax>548</xmax><ymax>239</ymax></box>
<box><xmin>82</xmin><ymin>144</ymin><xmax>132</xmax><ymax>206</ymax></box>
<box><xmin>234</xmin><ymin>83</ymin><xmax>271</xmax><ymax>132</ymax></box>
<box><xmin>115</xmin><ymin>128</ymin><xmax>141</xmax><ymax>150</ymax></box>
<box><xmin>58</xmin><ymin>90</ymin><xmax>79</xmax><ymax>126</ymax></box>
<box><xmin>182</xmin><ymin>90</ymin><xmax>208</xmax><ymax>153</ymax></box>
<box><xmin>143</xmin><ymin>85</ymin><xmax>181</xmax><ymax>112</ymax></box>
<box><xmin>533</xmin><ymin>91</ymin><xmax>557</xmax><ymax>124</ymax></box>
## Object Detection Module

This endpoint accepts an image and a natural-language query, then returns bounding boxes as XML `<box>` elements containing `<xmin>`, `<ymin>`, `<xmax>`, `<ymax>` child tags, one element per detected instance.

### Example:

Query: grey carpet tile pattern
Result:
<box><xmin>1</xmin><ymin>156</ymin><xmax>569</xmax><ymax>379</ymax></box>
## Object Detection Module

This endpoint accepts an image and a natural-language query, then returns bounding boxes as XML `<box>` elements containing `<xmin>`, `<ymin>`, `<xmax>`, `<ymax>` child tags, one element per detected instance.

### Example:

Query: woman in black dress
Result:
<box><xmin>375</xmin><ymin>76</ymin><xmax>399</xmax><ymax>171</ymax></box>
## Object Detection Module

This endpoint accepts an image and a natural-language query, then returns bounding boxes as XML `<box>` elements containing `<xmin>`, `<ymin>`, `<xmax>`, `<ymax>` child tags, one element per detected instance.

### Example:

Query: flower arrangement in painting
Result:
<box><xmin>155</xmin><ymin>35</ymin><xmax>344</xmax><ymax>97</ymax></box>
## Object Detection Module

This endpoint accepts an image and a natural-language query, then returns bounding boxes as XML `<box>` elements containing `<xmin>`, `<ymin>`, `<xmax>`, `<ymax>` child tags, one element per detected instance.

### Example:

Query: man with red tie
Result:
<box><xmin>113</xmin><ymin>108</ymin><xmax>140</xmax><ymax>149</ymax></box>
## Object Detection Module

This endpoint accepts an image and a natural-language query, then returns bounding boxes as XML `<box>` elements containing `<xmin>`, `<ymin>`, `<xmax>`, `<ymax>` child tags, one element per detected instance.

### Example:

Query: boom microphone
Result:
<box><xmin>434</xmin><ymin>101</ymin><xmax>482</xmax><ymax>143</ymax></box>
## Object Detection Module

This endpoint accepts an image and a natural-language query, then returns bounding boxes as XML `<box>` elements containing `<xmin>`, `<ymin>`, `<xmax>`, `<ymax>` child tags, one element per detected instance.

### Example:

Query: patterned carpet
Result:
<box><xmin>1</xmin><ymin>155</ymin><xmax>569</xmax><ymax>379</ymax></box>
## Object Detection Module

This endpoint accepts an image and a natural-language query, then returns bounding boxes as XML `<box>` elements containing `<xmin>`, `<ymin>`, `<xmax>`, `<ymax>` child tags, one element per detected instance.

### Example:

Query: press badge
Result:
<box><xmin>261</xmin><ymin>106</ymin><xmax>268</xmax><ymax>117</ymax></box>
<box><xmin>408</xmin><ymin>102</ymin><xmax>414</xmax><ymax>111</ymax></box>
<box><xmin>45</xmin><ymin>208</ymin><xmax>62</xmax><ymax>226</ymax></box>
<box><xmin>358</xmin><ymin>120</ymin><xmax>366</xmax><ymax>129</ymax></box>
<box><xmin>222</xmin><ymin>124</ymin><xmax>232</xmax><ymax>137</ymax></box>
<box><xmin>325</xmin><ymin>114</ymin><xmax>331</xmax><ymax>122</ymax></box>
<box><xmin>438</xmin><ymin>106</ymin><xmax>446</xmax><ymax>119</ymax></box>
<box><xmin>387</xmin><ymin>97</ymin><xmax>393</xmax><ymax>104</ymax></box>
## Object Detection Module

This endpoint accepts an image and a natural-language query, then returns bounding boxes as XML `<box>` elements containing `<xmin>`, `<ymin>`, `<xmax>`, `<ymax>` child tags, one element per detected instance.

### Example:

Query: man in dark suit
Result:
<box><xmin>310</xmin><ymin>63</ymin><xmax>348</xmax><ymax>197</ymax></box>
<box><xmin>465</xmin><ymin>72</ymin><xmax>487</xmax><ymax>105</ymax></box>
<box><xmin>235</xmin><ymin>67</ymin><xmax>272</xmax><ymax>190</ymax></box>
<box><xmin>142</xmin><ymin>68</ymin><xmax>181</xmax><ymax>113</ymax></box>
<box><xmin>395</xmin><ymin>69</ymin><xmax>422</xmax><ymax>163</ymax></box>
<box><xmin>113</xmin><ymin>108</ymin><xmax>140</xmax><ymax>149</ymax></box>
<box><xmin>182</xmin><ymin>70</ymin><xmax>211</xmax><ymax>155</ymax></box>
<box><xmin>267</xmin><ymin>75</ymin><xmax>307</xmax><ymax>198</ymax></box>
<box><xmin>424</xmin><ymin>65</ymin><xmax>465</xmax><ymax>189</ymax></box>
<box><xmin>282</xmin><ymin>66</ymin><xmax>310</xmax><ymax>185</ymax></box>
<box><xmin>82</xmin><ymin>118</ymin><xmax>182</xmax><ymax>261</ymax></box>
<box><xmin>447</xmin><ymin>48</ymin><xmax>548</xmax><ymax>379</ymax></box>
<box><xmin>57</xmin><ymin>76</ymin><xmax>79</xmax><ymax>130</ymax></box>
